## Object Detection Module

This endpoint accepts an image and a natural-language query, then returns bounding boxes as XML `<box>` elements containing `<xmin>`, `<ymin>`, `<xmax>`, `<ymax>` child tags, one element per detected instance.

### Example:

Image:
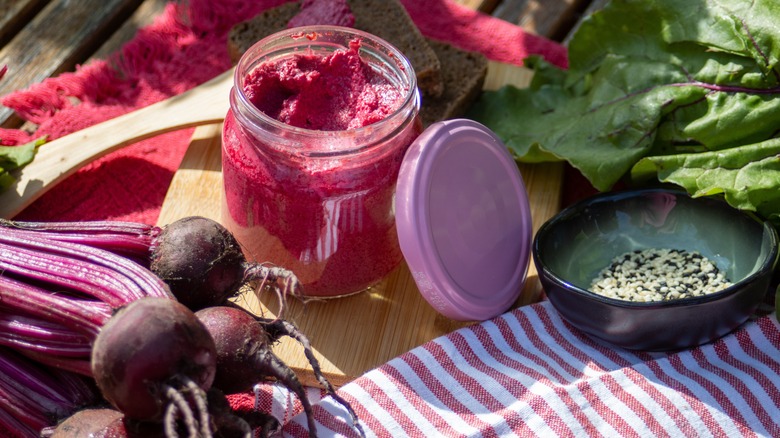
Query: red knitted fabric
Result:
<box><xmin>0</xmin><ymin>1</ymin><xmax>566</xmax><ymax>436</ymax></box>
<box><xmin>0</xmin><ymin>0</ymin><xmax>566</xmax><ymax>225</ymax></box>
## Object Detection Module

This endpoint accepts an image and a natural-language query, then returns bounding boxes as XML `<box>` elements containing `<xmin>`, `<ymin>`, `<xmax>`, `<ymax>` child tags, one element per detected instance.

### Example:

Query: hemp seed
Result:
<box><xmin>589</xmin><ymin>248</ymin><xmax>732</xmax><ymax>302</ymax></box>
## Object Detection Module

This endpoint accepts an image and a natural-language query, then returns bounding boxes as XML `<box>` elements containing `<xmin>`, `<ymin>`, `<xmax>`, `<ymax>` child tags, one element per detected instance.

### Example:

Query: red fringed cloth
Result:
<box><xmin>0</xmin><ymin>0</ymin><xmax>567</xmax><ymax>225</ymax></box>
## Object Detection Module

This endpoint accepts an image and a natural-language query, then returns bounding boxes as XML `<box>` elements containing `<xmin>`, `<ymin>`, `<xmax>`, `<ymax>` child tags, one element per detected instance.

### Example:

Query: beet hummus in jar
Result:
<box><xmin>222</xmin><ymin>26</ymin><xmax>422</xmax><ymax>297</ymax></box>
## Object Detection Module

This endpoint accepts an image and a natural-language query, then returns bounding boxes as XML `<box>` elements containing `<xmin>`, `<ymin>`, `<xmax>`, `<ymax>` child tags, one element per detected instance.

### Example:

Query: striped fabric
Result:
<box><xmin>250</xmin><ymin>300</ymin><xmax>780</xmax><ymax>437</ymax></box>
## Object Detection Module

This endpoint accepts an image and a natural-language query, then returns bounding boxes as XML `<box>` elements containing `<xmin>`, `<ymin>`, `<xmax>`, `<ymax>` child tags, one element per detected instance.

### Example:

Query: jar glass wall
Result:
<box><xmin>221</xmin><ymin>26</ymin><xmax>422</xmax><ymax>297</ymax></box>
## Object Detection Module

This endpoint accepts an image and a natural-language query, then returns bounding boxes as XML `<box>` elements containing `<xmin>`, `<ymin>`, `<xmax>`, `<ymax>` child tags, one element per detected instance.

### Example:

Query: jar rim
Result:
<box><xmin>231</xmin><ymin>24</ymin><xmax>420</xmax><ymax>151</ymax></box>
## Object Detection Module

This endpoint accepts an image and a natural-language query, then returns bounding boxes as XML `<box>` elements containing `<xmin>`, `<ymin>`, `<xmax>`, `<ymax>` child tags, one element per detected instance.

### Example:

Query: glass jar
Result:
<box><xmin>221</xmin><ymin>25</ymin><xmax>422</xmax><ymax>298</ymax></box>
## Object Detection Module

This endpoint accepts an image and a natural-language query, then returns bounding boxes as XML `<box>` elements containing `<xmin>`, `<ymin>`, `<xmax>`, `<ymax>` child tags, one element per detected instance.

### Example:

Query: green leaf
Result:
<box><xmin>775</xmin><ymin>282</ymin><xmax>780</xmax><ymax>321</ymax></box>
<box><xmin>467</xmin><ymin>85</ymin><xmax>565</xmax><ymax>163</ymax></box>
<box><xmin>470</xmin><ymin>54</ymin><xmax>708</xmax><ymax>190</ymax></box>
<box><xmin>467</xmin><ymin>0</ymin><xmax>780</xmax><ymax>212</ymax></box>
<box><xmin>632</xmin><ymin>137</ymin><xmax>780</xmax><ymax>223</ymax></box>
<box><xmin>0</xmin><ymin>171</ymin><xmax>14</xmax><ymax>192</ymax></box>
<box><xmin>0</xmin><ymin>137</ymin><xmax>43</xmax><ymax>171</ymax></box>
<box><xmin>0</xmin><ymin>137</ymin><xmax>45</xmax><ymax>192</ymax></box>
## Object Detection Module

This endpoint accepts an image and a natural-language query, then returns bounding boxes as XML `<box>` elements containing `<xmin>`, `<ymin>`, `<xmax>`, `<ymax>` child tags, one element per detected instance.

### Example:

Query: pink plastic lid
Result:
<box><xmin>396</xmin><ymin>119</ymin><xmax>532</xmax><ymax>321</ymax></box>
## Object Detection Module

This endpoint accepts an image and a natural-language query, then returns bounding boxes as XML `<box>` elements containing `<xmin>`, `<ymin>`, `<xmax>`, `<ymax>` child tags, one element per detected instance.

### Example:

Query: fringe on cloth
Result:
<box><xmin>0</xmin><ymin>0</ymin><xmax>565</xmax><ymax>225</ymax></box>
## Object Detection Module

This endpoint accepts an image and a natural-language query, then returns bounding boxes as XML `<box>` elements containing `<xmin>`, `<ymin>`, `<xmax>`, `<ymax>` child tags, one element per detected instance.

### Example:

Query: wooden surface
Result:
<box><xmin>156</xmin><ymin>61</ymin><xmax>563</xmax><ymax>387</ymax></box>
<box><xmin>0</xmin><ymin>0</ymin><xmax>595</xmax><ymax>387</ymax></box>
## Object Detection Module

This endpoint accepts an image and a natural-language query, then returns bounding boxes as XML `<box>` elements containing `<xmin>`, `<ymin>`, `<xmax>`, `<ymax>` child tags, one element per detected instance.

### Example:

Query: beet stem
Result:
<box><xmin>0</xmin><ymin>333</ymin><xmax>91</xmax><ymax>357</ymax></box>
<box><xmin>0</xmin><ymin>348</ymin><xmax>96</xmax><ymax>432</ymax></box>
<box><xmin>0</xmin><ymin>218</ymin><xmax>155</xmax><ymax>234</ymax></box>
<box><xmin>0</xmin><ymin>314</ymin><xmax>92</xmax><ymax>357</ymax></box>
<box><xmin>20</xmin><ymin>351</ymin><xmax>93</xmax><ymax>377</ymax></box>
<box><xmin>0</xmin><ymin>387</ymin><xmax>45</xmax><ymax>435</ymax></box>
<box><xmin>0</xmin><ymin>276</ymin><xmax>106</xmax><ymax>337</ymax></box>
<box><xmin>265</xmin><ymin>351</ymin><xmax>318</xmax><ymax>438</ymax></box>
<box><xmin>0</xmin><ymin>242</ymin><xmax>148</xmax><ymax>305</ymax></box>
<box><xmin>0</xmin><ymin>218</ymin><xmax>157</xmax><ymax>259</ymax></box>
<box><xmin>0</xmin><ymin>403</ymin><xmax>39</xmax><ymax>438</ymax></box>
<box><xmin>266</xmin><ymin>319</ymin><xmax>366</xmax><ymax>437</ymax></box>
<box><xmin>0</xmin><ymin>227</ymin><xmax>172</xmax><ymax>300</ymax></box>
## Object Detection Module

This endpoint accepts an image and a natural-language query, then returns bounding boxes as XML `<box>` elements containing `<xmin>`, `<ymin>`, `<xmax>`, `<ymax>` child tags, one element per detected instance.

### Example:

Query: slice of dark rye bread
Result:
<box><xmin>227</xmin><ymin>2</ymin><xmax>300</xmax><ymax>63</ymax></box>
<box><xmin>228</xmin><ymin>0</ymin><xmax>443</xmax><ymax>97</ymax></box>
<box><xmin>421</xmin><ymin>38</ymin><xmax>487</xmax><ymax>127</ymax></box>
<box><xmin>227</xmin><ymin>0</ymin><xmax>488</xmax><ymax>126</ymax></box>
<box><xmin>347</xmin><ymin>0</ymin><xmax>442</xmax><ymax>98</ymax></box>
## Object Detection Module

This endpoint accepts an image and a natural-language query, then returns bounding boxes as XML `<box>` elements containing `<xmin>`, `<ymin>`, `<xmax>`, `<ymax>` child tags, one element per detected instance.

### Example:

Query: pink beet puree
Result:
<box><xmin>242</xmin><ymin>40</ymin><xmax>398</xmax><ymax>130</ymax></box>
<box><xmin>222</xmin><ymin>33</ymin><xmax>421</xmax><ymax>297</ymax></box>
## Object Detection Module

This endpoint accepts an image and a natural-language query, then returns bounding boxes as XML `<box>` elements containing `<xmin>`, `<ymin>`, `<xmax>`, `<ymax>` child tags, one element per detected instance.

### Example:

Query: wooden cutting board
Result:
<box><xmin>156</xmin><ymin>61</ymin><xmax>563</xmax><ymax>388</ymax></box>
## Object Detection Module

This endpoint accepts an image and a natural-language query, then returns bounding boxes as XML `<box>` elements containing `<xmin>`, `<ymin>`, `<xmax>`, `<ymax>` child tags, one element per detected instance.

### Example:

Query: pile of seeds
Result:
<box><xmin>589</xmin><ymin>248</ymin><xmax>733</xmax><ymax>302</ymax></box>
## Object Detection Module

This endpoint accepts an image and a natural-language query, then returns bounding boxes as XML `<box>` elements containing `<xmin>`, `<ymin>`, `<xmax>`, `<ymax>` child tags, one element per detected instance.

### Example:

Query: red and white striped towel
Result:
<box><xmin>247</xmin><ymin>300</ymin><xmax>780</xmax><ymax>437</ymax></box>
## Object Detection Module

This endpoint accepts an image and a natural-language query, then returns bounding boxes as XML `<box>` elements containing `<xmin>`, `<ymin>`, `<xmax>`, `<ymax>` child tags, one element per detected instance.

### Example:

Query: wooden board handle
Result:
<box><xmin>0</xmin><ymin>67</ymin><xmax>235</xmax><ymax>219</ymax></box>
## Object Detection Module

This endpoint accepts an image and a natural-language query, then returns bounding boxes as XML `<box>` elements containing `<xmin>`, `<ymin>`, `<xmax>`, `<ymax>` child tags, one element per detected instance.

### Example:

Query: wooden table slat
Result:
<box><xmin>453</xmin><ymin>0</ymin><xmax>501</xmax><ymax>13</ymax></box>
<box><xmin>91</xmin><ymin>0</ymin><xmax>169</xmax><ymax>61</ymax></box>
<box><xmin>0</xmin><ymin>0</ymin><xmax>143</xmax><ymax>128</ymax></box>
<box><xmin>492</xmin><ymin>0</ymin><xmax>592</xmax><ymax>41</ymax></box>
<box><xmin>0</xmin><ymin>0</ymin><xmax>49</xmax><ymax>48</ymax></box>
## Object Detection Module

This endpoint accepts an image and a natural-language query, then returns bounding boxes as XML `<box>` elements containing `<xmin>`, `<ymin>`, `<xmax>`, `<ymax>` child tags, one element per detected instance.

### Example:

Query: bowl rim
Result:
<box><xmin>533</xmin><ymin>188</ymin><xmax>780</xmax><ymax>309</ymax></box>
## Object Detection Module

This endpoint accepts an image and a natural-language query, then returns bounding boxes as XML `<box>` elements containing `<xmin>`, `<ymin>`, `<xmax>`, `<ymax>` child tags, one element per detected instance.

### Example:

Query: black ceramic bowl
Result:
<box><xmin>533</xmin><ymin>188</ymin><xmax>779</xmax><ymax>351</ymax></box>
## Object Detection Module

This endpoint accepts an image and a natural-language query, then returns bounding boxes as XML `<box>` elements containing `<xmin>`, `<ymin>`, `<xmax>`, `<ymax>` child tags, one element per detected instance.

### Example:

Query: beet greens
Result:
<box><xmin>468</xmin><ymin>0</ymin><xmax>780</xmax><ymax>227</ymax></box>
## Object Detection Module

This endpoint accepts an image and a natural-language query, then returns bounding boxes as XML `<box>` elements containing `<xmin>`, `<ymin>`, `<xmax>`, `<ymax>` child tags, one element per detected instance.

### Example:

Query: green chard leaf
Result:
<box><xmin>0</xmin><ymin>137</ymin><xmax>45</xmax><ymax>191</ymax></box>
<box><xmin>633</xmin><ymin>137</ymin><xmax>780</xmax><ymax>224</ymax></box>
<box><xmin>467</xmin><ymin>0</ymin><xmax>780</xmax><ymax>221</ymax></box>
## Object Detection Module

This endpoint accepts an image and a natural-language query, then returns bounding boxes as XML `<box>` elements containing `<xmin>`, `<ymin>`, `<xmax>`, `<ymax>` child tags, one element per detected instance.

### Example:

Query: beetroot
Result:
<box><xmin>195</xmin><ymin>305</ymin><xmax>364</xmax><ymax>437</ymax></box>
<box><xmin>0</xmin><ymin>216</ymin><xmax>302</xmax><ymax>436</ymax></box>
<box><xmin>150</xmin><ymin>216</ymin><xmax>300</xmax><ymax>312</ymax></box>
<box><xmin>46</xmin><ymin>407</ymin><xmax>171</xmax><ymax>438</ymax></box>
<box><xmin>46</xmin><ymin>389</ymin><xmax>268</xmax><ymax>438</ymax></box>
<box><xmin>45</xmin><ymin>408</ymin><xmax>124</xmax><ymax>437</ymax></box>
<box><xmin>90</xmin><ymin>298</ymin><xmax>217</xmax><ymax>433</ymax></box>
<box><xmin>149</xmin><ymin>217</ymin><xmax>245</xmax><ymax>311</ymax></box>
